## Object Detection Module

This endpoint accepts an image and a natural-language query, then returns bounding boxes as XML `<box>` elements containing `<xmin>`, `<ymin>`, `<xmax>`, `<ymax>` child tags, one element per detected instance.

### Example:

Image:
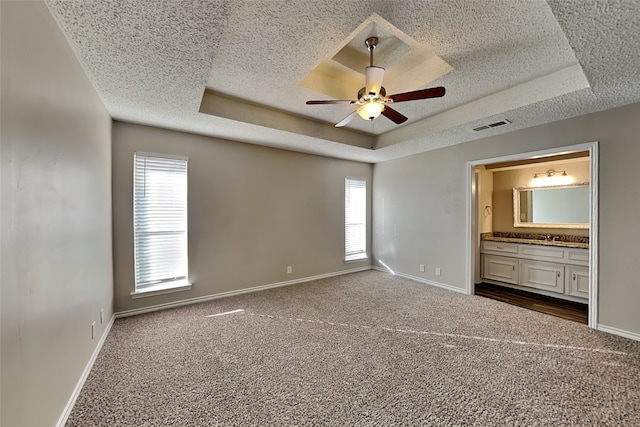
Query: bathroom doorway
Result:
<box><xmin>467</xmin><ymin>141</ymin><xmax>598</xmax><ymax>328</ymax></box>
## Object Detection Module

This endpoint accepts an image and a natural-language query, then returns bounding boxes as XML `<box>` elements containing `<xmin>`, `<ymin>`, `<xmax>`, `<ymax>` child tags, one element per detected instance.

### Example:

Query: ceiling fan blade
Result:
<box><xmin>387</xmin><ymin>86</ymin><xmax>446</xmax><ymax>103</ymax></box>
<box><xmin>365</xmin><ymin>66</ymin><xmax>385</xmax><ymax>97</ymax></box>
<box><xmin>335</xmin><ymin>111</ymin><xmax>358</xmax><ymax>127</ymax></box>
<box><xmin>381</xmin><ymin>106</ymin><xmax>408</xmax><ymax>124</ymax></box>
<box><xmin>306</xmin><ymin>100</ymin><xmax>355</xmax><ymax>105</ymax></box>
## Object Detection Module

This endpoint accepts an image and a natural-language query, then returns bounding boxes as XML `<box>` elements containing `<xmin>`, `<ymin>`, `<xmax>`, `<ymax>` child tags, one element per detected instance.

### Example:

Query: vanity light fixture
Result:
<box><xmin>533</xmin><ymin>169</ymin><xmax>567</xmax><ymax>179</ymax></box>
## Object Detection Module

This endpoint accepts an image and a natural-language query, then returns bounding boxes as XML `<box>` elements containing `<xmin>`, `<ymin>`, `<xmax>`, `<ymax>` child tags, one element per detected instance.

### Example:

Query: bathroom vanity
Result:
<box><xmin>480</xmin><ymin>236</ymin><xmax>588</xmax><ymax>302</ymax></box>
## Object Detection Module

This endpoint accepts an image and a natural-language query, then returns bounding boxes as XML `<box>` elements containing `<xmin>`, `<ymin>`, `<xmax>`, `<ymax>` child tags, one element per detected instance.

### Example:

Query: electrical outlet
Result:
<box><xmin>91</xmin><ymin>322</ymin><xmax>96</xmax><ymax>340</ymax></box>
<box><xmin>100</xmin><ymin>309</ymin><xmax>104</xmax><ymax>324</ymax></box>
<box><xmin>287</xmin><ymin>266</ymin><xmax>292</xmax><ymax>274</ymax></box>
<box><xmin>435</xmin><ymin>267</ymin><xmax>442</xmax><ymax>276</ymax></box>
<box><xmin>419</xmin><ymin>264</ymin><xmax>425</xmax><ymax>272</ymax></box>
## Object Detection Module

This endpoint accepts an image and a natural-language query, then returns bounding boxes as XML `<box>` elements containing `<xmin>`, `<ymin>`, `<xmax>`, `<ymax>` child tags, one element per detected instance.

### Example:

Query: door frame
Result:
<box><xmin>465</xmin><ymin>141</ymin><xmax>599</xmax><ymax>328</ymax></box>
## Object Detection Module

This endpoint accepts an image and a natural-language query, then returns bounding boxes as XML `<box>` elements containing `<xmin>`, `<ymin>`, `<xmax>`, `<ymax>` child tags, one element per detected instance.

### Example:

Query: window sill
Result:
<box><xmin>344</xmin><ymin>255</ymin><xmax>369</xmax><ymax>264</ymax></box>
<box><xmin>130</xmin><ymin>281</ymin><xmax>192</xmax><ymax>299</ymax></box>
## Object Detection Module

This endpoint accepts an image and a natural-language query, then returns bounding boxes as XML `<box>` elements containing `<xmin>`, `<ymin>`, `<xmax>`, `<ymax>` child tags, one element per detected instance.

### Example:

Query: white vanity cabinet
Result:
<box><xmin>566</xmin><ymin>266</ymin><xmax>589</xmax><ymax>299</ymax></box>
<box><xmin>519</xmin><ymin>259</ymin><xmax>564</xmax><ymax>293</ymax></box>
<box><xmin>480</xmin><ymin>241</ymin><xmax>589</xmax><ymax>302</ymax></box>
<box><xmin>483</xmin><ymin>255</ymin><xmax>519</xmax><ymax>285</ymax></box>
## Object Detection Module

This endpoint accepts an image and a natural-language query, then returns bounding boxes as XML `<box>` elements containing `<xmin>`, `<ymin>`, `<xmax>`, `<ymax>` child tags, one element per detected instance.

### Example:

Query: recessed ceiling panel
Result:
<box><xmin>300</xmin><ymin>14</ymin><xmax>453</xmax><ymax>101</ymax></box>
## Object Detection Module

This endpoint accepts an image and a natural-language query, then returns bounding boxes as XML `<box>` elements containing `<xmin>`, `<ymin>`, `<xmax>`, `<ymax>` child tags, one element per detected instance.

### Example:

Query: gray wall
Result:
<box><xmin>112</xmin><ymin>122</ymin><xmax>372</xmax><ymax>313</ymax></box>
<box><xmin>1</xmin><ymin>2</ymin><xmax>114</xmax><ymax>427</ymax></box>
<box><xmin>373</xmin><ymin>101</ymin><xmax>640</xmax><ymax>336</ymax></box>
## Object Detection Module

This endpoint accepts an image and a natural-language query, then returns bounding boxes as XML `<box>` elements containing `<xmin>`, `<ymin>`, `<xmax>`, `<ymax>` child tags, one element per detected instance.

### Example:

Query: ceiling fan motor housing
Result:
<box><xmin>358</xmin><ymin>86</ymin><xmax>386</xmax><ymax>102</ymax></box>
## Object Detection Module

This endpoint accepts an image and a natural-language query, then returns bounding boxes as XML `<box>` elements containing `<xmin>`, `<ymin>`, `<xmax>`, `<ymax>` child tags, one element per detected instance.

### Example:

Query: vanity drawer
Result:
<box><xmin>480</xmin><ymin>241</ymin><xmax>518</xmax><ymax>255</ymax></box>
<box><xmin>520</xmin><ymin>245</ymin><xmax>565</xmax><ymax>261</ymax></box>
<box><xmin>565</xmin><ymin>249</ymin><xmax>589</xmax><ymax>265</ymax></box>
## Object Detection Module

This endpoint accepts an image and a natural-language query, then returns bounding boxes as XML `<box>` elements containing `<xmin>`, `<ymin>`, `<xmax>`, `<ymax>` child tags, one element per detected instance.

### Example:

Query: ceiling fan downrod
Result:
<box><xmin>365</xmin><ymin>36</ymin><xmax>378</xmax><ymax>67</ymax></box>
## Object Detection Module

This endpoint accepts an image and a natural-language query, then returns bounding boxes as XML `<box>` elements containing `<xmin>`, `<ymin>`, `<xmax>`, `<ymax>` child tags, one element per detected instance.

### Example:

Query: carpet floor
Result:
<box><xmin>67</xmin><ymin>270</ymin><xmax>640</xmax><ymax>426</ymax></box>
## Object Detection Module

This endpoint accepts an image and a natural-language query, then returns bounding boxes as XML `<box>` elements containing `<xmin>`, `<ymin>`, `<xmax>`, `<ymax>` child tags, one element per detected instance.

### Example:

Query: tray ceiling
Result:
<box><xmin>45</xmin><ymin>0</ymin><xmax>640</xmax><ymax>163</ymax></box>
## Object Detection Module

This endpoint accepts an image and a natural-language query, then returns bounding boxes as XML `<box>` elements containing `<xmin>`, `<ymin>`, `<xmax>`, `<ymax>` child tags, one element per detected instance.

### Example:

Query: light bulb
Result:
<box><xmin>357</xmin><ymin>101</ymin><xmax>384</xmax><ymax>121</ymax></box>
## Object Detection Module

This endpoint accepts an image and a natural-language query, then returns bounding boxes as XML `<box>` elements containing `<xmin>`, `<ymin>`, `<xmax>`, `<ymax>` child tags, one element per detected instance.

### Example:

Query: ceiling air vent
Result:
<box><xmin>473</xmin><ymin>119</ymin><xmax>511</xmax><ymax>132</ymax></box>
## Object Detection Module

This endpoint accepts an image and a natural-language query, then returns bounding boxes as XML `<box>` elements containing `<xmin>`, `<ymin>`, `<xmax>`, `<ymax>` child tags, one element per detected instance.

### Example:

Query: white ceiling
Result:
<box><xmin>45</xmin><ymin>0</ymin><xmax>640</xmax><ymax>163</ymax></box>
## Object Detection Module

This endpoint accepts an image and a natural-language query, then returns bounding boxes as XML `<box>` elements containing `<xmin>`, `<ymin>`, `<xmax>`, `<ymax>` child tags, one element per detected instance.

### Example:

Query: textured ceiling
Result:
<box><xmin>45</xmin><ymin>0</ymin><xmax>640</xmax><ymax>163</ymax></box>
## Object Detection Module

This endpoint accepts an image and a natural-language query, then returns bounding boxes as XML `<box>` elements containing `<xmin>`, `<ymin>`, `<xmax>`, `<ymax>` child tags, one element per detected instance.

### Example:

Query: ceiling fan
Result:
<box><xmin>306</xmin><ymin>37</ymin><xmax>446</xmax><ymax>128</ymax></box>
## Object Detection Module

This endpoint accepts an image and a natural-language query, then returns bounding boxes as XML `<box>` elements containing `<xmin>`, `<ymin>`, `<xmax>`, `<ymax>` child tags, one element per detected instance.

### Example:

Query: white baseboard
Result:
<box><xmin>395</xmin><ymin>272</ymin><xmax>468</xmax><ymax>294</ymax></box>
<box><xmin>597</xmin><ymin>324</ymin><xmax>640</xmax><ymax>342</ymax></box>
<box><xmin>57</xmin><ymin>314</ymin><xmax>115</xmax><ymax>427</ymax></box>
<box><xmin>372</xmin><ymin>266</ymin><xmax>391</xmax><ymax>274</ymax></box>
<box><xmin>115</xmin><ymin>266</ymin><xmax>373</xmax><ymax>318</ymax></box>
<box><xmin>372</xmin><ymin>266</ymin><xmax>467</xmax><ymax>294</ymax></box>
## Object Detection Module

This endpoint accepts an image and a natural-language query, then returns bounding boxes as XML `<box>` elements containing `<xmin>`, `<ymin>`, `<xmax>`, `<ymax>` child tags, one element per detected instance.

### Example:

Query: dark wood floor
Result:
<box><xmin>475</xmin><ymin>282</ymin><xmax>588</xmax><ymax>324</ymax></box>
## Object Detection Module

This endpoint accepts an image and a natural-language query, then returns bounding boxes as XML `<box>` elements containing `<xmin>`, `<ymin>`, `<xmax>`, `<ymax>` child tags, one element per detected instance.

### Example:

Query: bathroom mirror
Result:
<box><xmin>513</xmin><ymin>184</ymin><xmax>590</xmax><ymax>229</ymax></box>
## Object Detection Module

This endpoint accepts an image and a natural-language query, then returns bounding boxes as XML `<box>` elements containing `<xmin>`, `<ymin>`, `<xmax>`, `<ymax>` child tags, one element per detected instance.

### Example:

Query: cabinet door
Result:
<box><xmin>566</xmin><ymin>266</ymin><xmax>589</xmax><ymax>299</ymax></box>
<box><xmin>520</xmin><ymin>260</ymin><xmax>564</xmax><ymax>293</ymax></box>
<box><xmin>482</xmin><ymin>255</ymin><xmax>519</xmax><ymax>285</ymax></box>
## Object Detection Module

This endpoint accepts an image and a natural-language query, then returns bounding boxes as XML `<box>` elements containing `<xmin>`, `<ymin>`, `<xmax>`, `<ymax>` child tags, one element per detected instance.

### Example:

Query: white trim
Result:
<box><xmin>597</xmin><ymin>324</ymin><xmax>640</xmax><ymax>342</ymax></box>
<box><xmin>466</xmin><ymin>141</ymin><xmax>599</xmax><ymax>328</ymax></box>
<box><xmin>395</xmin><ymin>272</ymin><xmax>468</xmax><ymax>294</ymax></box>
<box><xmin>344</xmin><ymin>255</ymin><xmax>369</xmax><ymax>263</ymax></box>
<box><xmin>372</xmin><ymin>266</ymin><xmax>467</xmax><ymax>294</ymax></box>
<box><xmin>56</xmin><ymin>314</ymin><xmax>115</xmax><ymax>427</ymax></box>
<box><xmin>465</xmin><ymin>157</ymin><xmax>474</xmax><ymax>295</ymax></box>
<box><xmin>130</xmin><ymin>282</ymin><xmax>192</xmax><ymax>299</ymax></box>
<box><xmin>134</xmin><ymin>151</ymin><xmax>188</xmax><ymax>161</ymax></box>
<box><xmin>345</xmin><ymin>177</ymin><xmax>368</xmax><ymax>262</ymax></box>
<box><xmin>588</xmin><ymin>142</ymin><xmax>599</xmax><ymax>328</ymax></box>
<box><xmin>133</xmin><ymin>153</ymin><xmax>189</xmax><ymax>293</ymax></box>
<box><xmin>467</xmin><ymin>142</ymin><xmax>597</xmax><ymax>167</ymax></box>
<box><xmin>116</xmin><ymin>266</ymin><xmax>373</xmax><ymax>318</ymax></box>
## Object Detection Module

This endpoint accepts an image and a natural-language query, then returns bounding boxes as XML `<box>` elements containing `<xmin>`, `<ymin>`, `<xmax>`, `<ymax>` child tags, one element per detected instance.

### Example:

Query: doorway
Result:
<box><xmin>466</xmin><ymin>141</ymin><xmax>599</xmax><ymax>328</ymax></box>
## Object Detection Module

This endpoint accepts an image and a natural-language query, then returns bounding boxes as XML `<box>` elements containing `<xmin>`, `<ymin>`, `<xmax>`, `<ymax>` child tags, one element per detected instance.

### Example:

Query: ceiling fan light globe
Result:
<box><xmin>357</xmin><ymin>101</ymin><xmax>384</xmax><ymax>121</ymax></box>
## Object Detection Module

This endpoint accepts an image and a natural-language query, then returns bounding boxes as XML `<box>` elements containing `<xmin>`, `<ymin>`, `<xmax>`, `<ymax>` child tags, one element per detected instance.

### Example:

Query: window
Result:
<box><xmin>133</xmin><ymin>153</ymin><xmax>189</xmax><ymax>294</ymax></box>
<box><xmin>345</xmin><ymin>177</ymin><xmax>367</xmax><ymax>261</ymax></box>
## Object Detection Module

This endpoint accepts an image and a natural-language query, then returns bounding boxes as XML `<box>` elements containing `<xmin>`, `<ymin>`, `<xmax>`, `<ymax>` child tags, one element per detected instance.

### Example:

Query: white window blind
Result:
<box><xmin>345</xmin><ymin>177</ymin><xmax>367</xmax><ymax>261</ymax></box>
<box><xmin>134</xmin><ymin>153</ymin><xmax>188</xmax><ymax>291</ymax></box>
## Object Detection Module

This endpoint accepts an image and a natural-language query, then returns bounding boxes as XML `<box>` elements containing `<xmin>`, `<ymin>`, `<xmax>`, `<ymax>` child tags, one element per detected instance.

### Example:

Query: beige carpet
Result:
<box><xmin>67</xmin><ymin>270</ymin><xmax>640</xmax><ymax>426</ymax></box>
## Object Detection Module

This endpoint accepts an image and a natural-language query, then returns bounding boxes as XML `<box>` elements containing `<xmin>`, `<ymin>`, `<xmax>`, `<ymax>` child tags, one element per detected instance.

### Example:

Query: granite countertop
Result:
<box><xmin>482</xmin><ymin>235</ymin><xmax>589</xmax><ymax>249</ymax></box>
